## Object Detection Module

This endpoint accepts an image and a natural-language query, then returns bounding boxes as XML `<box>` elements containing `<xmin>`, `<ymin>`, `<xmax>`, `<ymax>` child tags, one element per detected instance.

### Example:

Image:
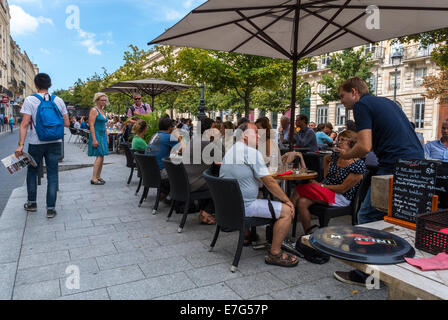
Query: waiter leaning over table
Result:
<box><xmin>332</xmin><ymin>77</ymin><xmax>424</xmax><ymax>286</ymax></box>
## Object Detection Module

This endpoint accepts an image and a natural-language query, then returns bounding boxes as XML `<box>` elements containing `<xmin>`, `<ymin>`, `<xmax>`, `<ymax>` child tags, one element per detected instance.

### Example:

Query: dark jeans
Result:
<box><xmin>357</xmin><ymin>166</ymin><xmax>395</xmax><ymax>224</ymax></box>
<box><xmin>9</xmin><ymin>123</ymin><xmax>14</xmax><ymax>132</ymax></box>
<box><xmin>27</xmin><ymin>143</ymin><xmax>61</xmax><ymax>209</ymax></box>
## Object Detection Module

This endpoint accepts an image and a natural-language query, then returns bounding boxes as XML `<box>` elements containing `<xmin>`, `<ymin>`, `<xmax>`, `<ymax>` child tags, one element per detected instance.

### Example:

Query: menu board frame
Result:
<box><xmin>385</xmin><ymin>159</ymin><xmax>440</xmax><ymax>230</ymax></box>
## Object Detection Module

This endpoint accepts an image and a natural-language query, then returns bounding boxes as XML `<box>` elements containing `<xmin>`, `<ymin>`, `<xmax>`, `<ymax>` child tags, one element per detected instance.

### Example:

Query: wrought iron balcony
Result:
<box><xmin>403</xmin><ymin>44</ymin><xmax>434</xmax><ymax>61</ymax></box>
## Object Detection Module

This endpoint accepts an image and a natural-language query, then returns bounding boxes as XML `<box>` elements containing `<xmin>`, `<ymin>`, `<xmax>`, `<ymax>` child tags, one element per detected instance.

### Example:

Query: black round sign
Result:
<box><xmin>309</xmin><ymin>226</ymin><xmax>415</xmax><ymax>265</ymax></box>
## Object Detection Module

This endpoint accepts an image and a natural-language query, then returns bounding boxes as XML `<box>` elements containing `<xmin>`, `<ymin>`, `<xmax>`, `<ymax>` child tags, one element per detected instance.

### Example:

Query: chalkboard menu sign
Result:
<box><xmin>434</xmin><ymin>162</ymin><xmax>448</xmax><ymax>209</ymax></box>
<box><xmin>391</xmin><ymin>159</ymin><xmax>437</xmax><ymax>224</ymax></box>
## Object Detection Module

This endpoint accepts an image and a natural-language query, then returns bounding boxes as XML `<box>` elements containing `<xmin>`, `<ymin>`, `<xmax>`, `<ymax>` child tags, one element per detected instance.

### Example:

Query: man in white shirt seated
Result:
<box><xmin>74</xmin><ymin>117</ymin><xmax>81</xmax><ymax>129</ymax></box>
<box><xmin>219</xmin><ymin>122</ymin><xmax>298</xmax><ymax>267</ymax></box>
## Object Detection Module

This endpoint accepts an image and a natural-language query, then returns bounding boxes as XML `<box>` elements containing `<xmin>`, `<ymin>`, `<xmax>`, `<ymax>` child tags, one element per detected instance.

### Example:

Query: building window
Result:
<box><xmin>317</xmin><ymin>105</ymin><xmax>328</xmax><ymax>125</ymax></box>
<box><xmin>319</xmin><ymin>84</ymin><xmax>328</xmax><ymax>94</ymax></box>
<box><xmin>389</xmin><ymin>71</ymin><xmax>401</xmax><ymax>91</ymax></box>
<box><xmin>413</xmin><ymin>98</ymin><xmax>425</xmax><ymax>129</ymax></box>
<box><xmin>414</xmin><ymin>68</ymin><xmax>427</xmax><ymax>87</ymax></box>
<box><xmin>336</xmin><ymin>104</ymin><xmax>346</xmax><ymax>126</ymax></box>
<box><xmin>321</xmin><ymin>54</ymin><xmax>331</xmax><ymax>68</ymax></box>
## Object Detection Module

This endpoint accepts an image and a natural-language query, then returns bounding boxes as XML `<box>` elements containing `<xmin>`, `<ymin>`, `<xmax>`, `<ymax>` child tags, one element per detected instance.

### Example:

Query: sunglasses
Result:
<box><xmin>134</xmin><ymin>98</ymin><xmax>141</xmax><ymax>100</ymax></box>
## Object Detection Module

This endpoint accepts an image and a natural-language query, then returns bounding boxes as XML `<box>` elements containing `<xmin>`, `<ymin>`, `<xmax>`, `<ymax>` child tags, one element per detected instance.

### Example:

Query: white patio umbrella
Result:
<box><xmin>149</xmin><ymin>0</ymin><xmax>448</xmax><ymax>149</ymax></box>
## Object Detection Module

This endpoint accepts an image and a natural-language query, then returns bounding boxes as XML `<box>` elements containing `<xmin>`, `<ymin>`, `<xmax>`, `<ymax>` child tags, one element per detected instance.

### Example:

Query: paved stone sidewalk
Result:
<box><xmin>0</xmin><ymin>129</ymin><xmax>388</xmax><ymax>300</ymax></box>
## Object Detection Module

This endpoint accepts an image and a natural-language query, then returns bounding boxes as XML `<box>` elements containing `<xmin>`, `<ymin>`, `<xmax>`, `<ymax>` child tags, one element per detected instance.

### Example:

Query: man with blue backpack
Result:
<box><xmin>15</xmin><ymin>73</ymin><xmax>69</xmax><ymax>219</ymax></box>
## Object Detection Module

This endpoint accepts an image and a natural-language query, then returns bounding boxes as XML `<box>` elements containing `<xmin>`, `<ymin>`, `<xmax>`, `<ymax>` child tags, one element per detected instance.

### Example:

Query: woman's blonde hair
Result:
<box><xmin>132</xmin><ymin>119</ymin><xmax>147</xmax><ymax>135</ymax></box>
<box><xmin>93</xmin><ymin>92</ymin><xmax>109</xmax><ymax>105</ymax></box>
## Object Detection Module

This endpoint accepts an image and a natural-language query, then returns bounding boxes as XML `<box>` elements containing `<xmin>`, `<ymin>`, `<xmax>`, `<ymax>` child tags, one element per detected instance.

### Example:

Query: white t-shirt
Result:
<box><xmin>20</xmin><ymin>93</ymin><xmax>68</xmax><ymax>145</ymax></box>
<box><xmin>74</xmin><ymin>121</ymin><xmax>81</xmax><ymax>129</ymax></box>
<box><xmin>219</xmin><ymin>141</ymin><xmax>270</xmax><ymax>208</ymax></box>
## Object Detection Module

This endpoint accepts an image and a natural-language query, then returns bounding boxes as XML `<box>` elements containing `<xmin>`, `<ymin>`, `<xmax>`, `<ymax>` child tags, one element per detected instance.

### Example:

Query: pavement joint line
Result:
<box><xmin>10</xmin><ymin>210</ymin><xmax>30</xmax><ymax>300</ymax></box>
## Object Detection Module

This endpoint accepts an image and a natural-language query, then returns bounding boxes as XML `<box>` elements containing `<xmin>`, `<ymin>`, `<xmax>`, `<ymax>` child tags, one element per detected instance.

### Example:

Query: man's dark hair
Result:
<box><xmin>237</xmin><ymin>117</ymin><xmax>250</xmax><ymax>127</ymax></box>
<box><xmin>316</xmin><ymin>123</ymin><xmax>325</xmax><ymax>132</ymax></box>
<box><xmin>297</xmin><ymin>114</ymin><xmax>309</xmax><ymax>125</ymax></box>
<box><xmin>200</xmin><ymin>117</ymin><xmax>214</xmax><ymax>134</ymax></box>
<box><xmin>34</xmin><ymin>73</ymin><xmax>52</xmax><ymax>90</ymax></box>
<box><xmin>158</xmin><ymin>117</ymin><xmax>173</xmax><ymax>131</ymax></box>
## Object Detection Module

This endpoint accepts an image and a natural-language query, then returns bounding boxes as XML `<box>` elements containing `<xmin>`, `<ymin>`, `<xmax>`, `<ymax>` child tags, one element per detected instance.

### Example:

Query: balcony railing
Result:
<box><xmin>403</xmin><ymin>44</ymin><xmax>434</xmax><ymax>60</ymax></box>
<box><xmin>364</xmin><ymin>46</ymin><xmax>385</xmax><ymax>60</ymax></box>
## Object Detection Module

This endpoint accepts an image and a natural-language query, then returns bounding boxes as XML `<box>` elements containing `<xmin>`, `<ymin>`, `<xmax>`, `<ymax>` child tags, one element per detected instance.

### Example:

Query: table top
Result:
<box><xmin>303</xmin><ymin>220</ymin><xmax>448</xmax><ymax>300</ymax></box>
<box><xmin>271</xmin><ymin>170</ymin><xmax>317</xmax><ymax>181</ymax></box>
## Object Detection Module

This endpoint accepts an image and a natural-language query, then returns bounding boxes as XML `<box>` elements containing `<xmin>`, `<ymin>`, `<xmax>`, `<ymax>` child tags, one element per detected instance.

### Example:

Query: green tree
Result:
<box><xmin>317</xmin><ymin>48</ymin><xmax>374</xmax><ymax>104</ymax></box>
<box><xmin>177</xmin><ymin>48</ymin><xmax>292</xmax><ymax>117</ymax></box>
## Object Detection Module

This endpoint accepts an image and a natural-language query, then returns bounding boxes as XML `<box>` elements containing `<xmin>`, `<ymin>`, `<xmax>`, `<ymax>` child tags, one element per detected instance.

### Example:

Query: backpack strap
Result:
<box><xmin>33</xmin><ymin>94</ymin><xmax>44</xmax><ymax>102</ymax></box>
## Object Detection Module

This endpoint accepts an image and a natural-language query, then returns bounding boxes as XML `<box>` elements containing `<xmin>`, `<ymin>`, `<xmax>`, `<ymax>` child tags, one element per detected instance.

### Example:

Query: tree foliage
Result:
<box><xmin>317</xmin><ymin>48</ymin><xmax>374</xmax><ymax>104</ymax></box>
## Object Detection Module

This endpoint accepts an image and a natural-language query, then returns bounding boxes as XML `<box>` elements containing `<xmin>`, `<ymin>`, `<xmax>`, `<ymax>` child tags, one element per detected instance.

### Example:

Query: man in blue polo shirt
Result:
<box><xmin>424</xmin><ymin>119</ymin><xmax>448</xmax><ymax>162</ymax></box>
<box><xmin>333</xmin><ymin>77</ymin><xmax>424</xmax><ymax>286</ymax></box>
<box><xmin>145</xmin><ymin>117</ymin><xmax>179</xmax><ymax>173</ymax></box>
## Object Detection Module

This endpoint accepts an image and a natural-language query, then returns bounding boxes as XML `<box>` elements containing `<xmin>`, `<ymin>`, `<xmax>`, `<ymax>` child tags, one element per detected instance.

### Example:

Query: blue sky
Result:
<box><xmin>9</xmin><ymin>0</ymin><xmax>204</xmax><ymax>91</ymax></box>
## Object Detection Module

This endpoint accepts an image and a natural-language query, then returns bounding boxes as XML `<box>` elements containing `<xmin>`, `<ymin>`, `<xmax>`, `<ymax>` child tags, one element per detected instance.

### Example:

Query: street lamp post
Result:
<box><xmin>197</xmin><ymin>83</ymin><xmax>206</xmax><ymax>121</ymax></box>
<box><xmin>391</xmin><ymin>50</ymin><xmax>403</xmax><ymax>104</ymax></box>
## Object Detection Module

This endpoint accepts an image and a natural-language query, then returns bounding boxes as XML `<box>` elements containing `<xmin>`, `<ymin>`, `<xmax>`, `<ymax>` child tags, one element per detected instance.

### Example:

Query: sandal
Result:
<box><xmin>265</xmin><ymin>251</ymin><xmax>299</xmax><ymax>267</ymax></box>
<box><xmin>98</xmin><ymin>178</ymin><xmax>106</xmax><ymax>184</ymax></box>
<box><xmin>199</xmin><ymin>211</ymin><xmax>216</xmax><ymax>225</ymax></box>
<box><xmin>91</xmin><ymin>180</ymin><xmax>105</xmax><ymax>185</ymax></box>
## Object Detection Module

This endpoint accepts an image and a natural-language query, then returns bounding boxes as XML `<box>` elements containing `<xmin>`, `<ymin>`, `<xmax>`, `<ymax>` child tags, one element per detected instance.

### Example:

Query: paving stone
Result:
<box><xmin>113</xmin><ymin>238</ymin><xmax>161</xmax><ymax>253</ymax></box>
<box><xmin>269</xmin><ymin>276</ymin><xmax>365</xmax><ymax>300</ymax></box>
<box><xmin>57</xmin><ymin>289</ymin><xmax>110</xmax><ymax>300</ymax></box>
<box><xmin>155</xmin><ymin>283</ymin><xmax>242</xmax><ymax>300</ymax></box>
<box><xmin>88</xmin><ymin>231</ymin><xmax>133</xmax><ymax>245</ymax></box>
<box><xmin>139</xmin><ymin>256</ymin><xmax>194</xmax><ymax>278</ymax></box>
<box><xmin>13</xmin><ymin>279</ymin><xmax>61</xmax><ymax>300</ymax></box>
<box><xmin>69</xmin><ymin>243</ymin><xmax>118</xmax><ymax>260</ymax></box>
<box><xmin>0</xmin><ymin>263</ymin><xmax>16</xmax><ymax>300</ymax></box>
<box><xmin>18</xmin><ymin>250</ymin><xmax>70</xmax><ymax>270</ymax></box>
<box><xmin>15</xmin><ymin>258</ymin><xmax>99</xmax><ymax>286</ymax></box>
<box><xmin>21</xmin><ymin>237</ymin><xmax>91</xmax><ymax>256</ymax></box>
<box><xmin>22</xmin><ymin>231</ymin><xmax>57</xmax><ymax>244</ymax></box>
<box><xmin>64</xmin><ymin>220</ymin><xmax>94</xmax><ymax>230</ymax></box>
<box><xmin>107</xmin><ymin>272</ymin><xmax>197</xmax><ymax>300</ymax></box>
<box><xmin>185</xmin><ymin>263</ymin><xmax>244</xmax><ymax>287</ymax></box>
<box><xmin>225</xmin><ymin>272</ymin><xmax>289</xmax><ymax>299</ymax></box>
<box><xmin>60</xmin><ymin>265</ymin><xmax>145</xmax><ymax>296</ymax></box>
<box><xmin>92</xmin><ymin>217</ymin><xmax>122</xmax><ymax>226</ymax></box>
<box><xmin>56</xmin><ymin>225</ymin><xmax>117</xmax><ymax>240</ymax></box>
<box><xmin>96</xmin><ymin>251</ymin><xmax>149</xmax><ymax>270</ymax></box>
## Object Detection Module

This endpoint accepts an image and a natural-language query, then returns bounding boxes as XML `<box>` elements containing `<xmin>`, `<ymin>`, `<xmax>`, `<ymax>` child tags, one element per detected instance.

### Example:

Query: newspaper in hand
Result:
<box><xmin>1</xmin><ymin>152</ymin><xmax>37</xmax><ymax>175</ymax></box>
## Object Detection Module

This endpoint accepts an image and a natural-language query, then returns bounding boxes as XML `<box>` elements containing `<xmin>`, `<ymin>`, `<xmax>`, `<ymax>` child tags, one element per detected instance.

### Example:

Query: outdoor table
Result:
<box><xmin>108</xmin><ymin>131</ymin><xmax>121</xmax><ymax>153</ymax></box>
<box><xmin>301</xmin><ymin>220</ymin><xmax>448</xmax><ymax>300</ymax></box>
<box><xmin>271</xmin><ymin>169</ymin><xmax>317</xmax><ymax>194</ymax></box>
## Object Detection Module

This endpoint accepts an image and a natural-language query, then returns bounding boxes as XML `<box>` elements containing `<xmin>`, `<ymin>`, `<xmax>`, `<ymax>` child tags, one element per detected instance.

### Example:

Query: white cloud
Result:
<box><xmin>40</xmin><ymin>48</ymin><xmax>51</xmax><ymax>55</ymax></box>
<box><xmin>10</xmin><ymin>5</ymin><xmax>53</xmax><ymax>36</ymax></box>
<box><xmin>76</xmin><ymin>28</ymin><xmax>103</xmax><ymax>55</ymax></box>
<box><xmin>163</xmin><ymin>9</ymin><xmax>184</xmax><ymax>21</ymax></box>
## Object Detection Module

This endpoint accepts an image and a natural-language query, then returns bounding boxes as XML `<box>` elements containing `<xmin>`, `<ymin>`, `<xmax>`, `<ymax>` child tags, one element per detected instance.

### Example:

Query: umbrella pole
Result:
<box><xmin>289</xmin><ymin>0</ymin><xmax>301</xmax><ymax>152</ymax></box>
<box><xmin>289</xmin><ymin>58</ymin><xmax>298</xmax><ymax>152</ymax></box>
<box><xmin>152</xmin><ymin>95</ymin><xmax>155</xmax><ymax>111</ymax></box>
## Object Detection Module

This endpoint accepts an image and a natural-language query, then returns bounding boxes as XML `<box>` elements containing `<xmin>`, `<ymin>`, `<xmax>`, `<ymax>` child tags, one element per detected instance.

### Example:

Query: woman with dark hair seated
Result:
<box><xmin>290</xmin><ymin>130</ymin><xmax>366</xmax><ymax>235</ymax></box>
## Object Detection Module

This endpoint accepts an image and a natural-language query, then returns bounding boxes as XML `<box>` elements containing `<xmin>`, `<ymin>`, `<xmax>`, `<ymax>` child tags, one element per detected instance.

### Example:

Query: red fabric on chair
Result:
<box><xmin>296</xmin><ymin>183</ymin><xmax>335</xmax><ymax>204</ymax></box>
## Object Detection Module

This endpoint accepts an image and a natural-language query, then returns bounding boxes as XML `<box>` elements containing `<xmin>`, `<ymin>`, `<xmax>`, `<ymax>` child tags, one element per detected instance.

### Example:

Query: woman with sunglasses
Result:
<box><xmin>88</xmin><ymin>93</ymin><xmax>110</xmax><ymax>185</ymax></box>
<box><xmin>289</xmin><ymin>130</ymin><xmax>366</xmax><ymax>235</ymax></box>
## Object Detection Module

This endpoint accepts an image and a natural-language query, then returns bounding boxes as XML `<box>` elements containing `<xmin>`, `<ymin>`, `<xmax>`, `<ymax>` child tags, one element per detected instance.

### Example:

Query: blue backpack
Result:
<box><xmin>33</xmin><ymin>94</ymin><xmax>64</xmax><ymax>141</ymax></box>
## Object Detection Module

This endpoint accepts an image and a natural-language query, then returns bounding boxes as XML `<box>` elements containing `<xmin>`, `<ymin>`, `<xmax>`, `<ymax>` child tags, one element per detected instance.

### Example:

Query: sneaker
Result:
<box><xmin>333</xmin><ymin>270</ymin><xmax>368</xmax><ymax>287</ymax></box>
<box><xmin>24</xmin><ymin>202</ymin><xmax>37</xmax><ymax>212</ymax></box>
<box><xmin>46</xmin><ymin>209</ymin><xmax>57</xmax><ymax>219</ymax></box>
